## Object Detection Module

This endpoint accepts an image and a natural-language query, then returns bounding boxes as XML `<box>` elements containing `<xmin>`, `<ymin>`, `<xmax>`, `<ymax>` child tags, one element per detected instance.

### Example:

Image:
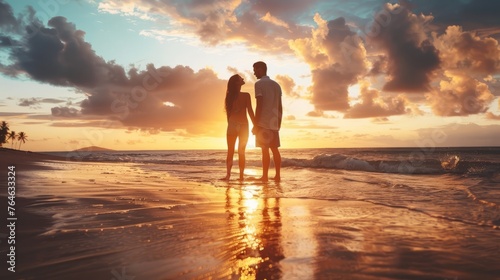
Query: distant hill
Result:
<box><xmin>73</xmin><ymin>146</ymin><xmax>114</xmax><ymax>152</ymax></box>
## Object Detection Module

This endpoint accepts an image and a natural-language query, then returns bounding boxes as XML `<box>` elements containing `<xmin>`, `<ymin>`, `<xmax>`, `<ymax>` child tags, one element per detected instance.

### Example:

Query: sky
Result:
<box><xmin>0</xmin><ymin>0</ymin><xmax>499</xmax><ymax>151</ymax></box>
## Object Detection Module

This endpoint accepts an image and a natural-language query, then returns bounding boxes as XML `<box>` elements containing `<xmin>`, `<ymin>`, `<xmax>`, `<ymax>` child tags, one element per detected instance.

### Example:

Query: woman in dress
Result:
<box><xmin>222</xmin><ymin>74</ymin><xmax>255</xmax><ymax>180</ymax></box>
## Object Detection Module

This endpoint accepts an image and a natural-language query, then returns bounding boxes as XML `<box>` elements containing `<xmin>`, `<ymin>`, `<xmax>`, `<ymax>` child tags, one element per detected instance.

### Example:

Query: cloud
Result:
<box><xmin>18</xmin><ymin>97</ymin><xmax>65</xmax><ymax>107</ymax></box>
<box><xmin>0</xmin><ymin>3</ymin><xmax>227</xmax><ymax>135</ymax></box>
<box><xmin>366</xmin><ymin>3</ymin><xmax>440</xmax><ymax>93</ymax></box>
<box><xmin>51</xmin><ymin>107</ymin><xmax>80</xmax><ymax>118</ymax></box>
<box><xmin>50</xmin><ymin>120</ymin><xmax>113</xmax><ymax>127</ymax></box>
<box><xmin>261</xmin><ymin>12</ymin><xmax>290</xmax><ymax>30</ymax></box>
<box><xmin>433</xmin><ymin>25</ymin><xmax>500</xmax><ymax>76</ymax></box>
<box><xmin>427</xmin><ymin>71</ymin><xmax>494</xmax><ymax>116</ymax></box>
<box><xmin>98</xmin><ymin>0</ymin><xmax>242</xmax><ymax>45</ymax></box>
<box><xmin>97</xmin><ymin>0</ymin><xmax>311</xmax><ymax>53</ymax></box>
<box><xmin>0</xmin><ymin>0</ymin><xmax>21</xmax><ymax>32</ymax></box>
<box><xmin>2</xmin><ymin>0</ymin><xmax>500</xmax><ymax>134</ymax></box>
<box><xmin>0</xmin><ymin>112</ymin><xmax>30</xmax><ymax>117</ymax></box>
<box><xmin>275</xmin><ymin>74</ymin><xmax>300</xmax><ymax>98</ymax></box>
<box><xmin>485</xmin><ymin>99</ymin><xmax>500</xmax><ymax>120</ymax></box>
<box><xmin>4</xmin><ymin>16</ymin><xmax>128</xmax><ymax>88</ymax></box>
<box><xmin>371</xmin><ymin>117</ymin><xmax>390</xmax><ymax>123</ymax></box>
<box><xmin>306</xmin><ymin>110</ymin><xmax>325</xmax><ymax>117</ymax></box>
<box><xmin>72</xmin><ymin>64</ymin><xmax>227</xmax><ymax>134</ymax></box>
<box><xmin>344</xmin><ymin>82</ymin><xmax>408</xmax><ymax>118</ymax></box>
<box><xmin>290</xmin><ymin>14</ymin><xmax>368</xmax><ymax>112</ymax></box>
<box><xmin>412</xmin><ymin>0</ymin><xmax>500</xmax><ymax>38</ymax></box>
<box><xmin>486</xmin><ymin>112</ymin><xmax>500</xmax><ymax>120</ymax></box>
<box><xmin>99</xmin><ymin>65</ymin><xmax>227</xmax><ymax>134</ymax></box>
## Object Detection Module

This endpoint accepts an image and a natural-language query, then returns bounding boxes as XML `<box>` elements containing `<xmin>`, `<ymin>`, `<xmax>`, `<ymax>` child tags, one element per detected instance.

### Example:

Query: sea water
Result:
<box><xmin>37</xmin><ymin>147</ymin><xmax>500</xmax><ymax>278</ymax></box>
<box><xmin>46</xmin><ymin>147</ymin><xmax>500</xmax><ymax>229</ymax></box>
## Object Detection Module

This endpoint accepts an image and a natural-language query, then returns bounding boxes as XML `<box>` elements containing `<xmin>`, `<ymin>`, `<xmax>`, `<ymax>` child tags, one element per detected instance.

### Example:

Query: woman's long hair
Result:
<box><xmin>224</xmin><ymin>74</ymin><xmax>241</xmax><ymax>119</ymax></box>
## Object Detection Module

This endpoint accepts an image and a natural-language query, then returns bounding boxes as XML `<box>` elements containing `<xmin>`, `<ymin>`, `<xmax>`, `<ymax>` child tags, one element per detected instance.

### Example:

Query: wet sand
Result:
<box><xmin>0</xmin><ymin>148</ymin><xmax>499</xmax><ymax>279</ymax></box>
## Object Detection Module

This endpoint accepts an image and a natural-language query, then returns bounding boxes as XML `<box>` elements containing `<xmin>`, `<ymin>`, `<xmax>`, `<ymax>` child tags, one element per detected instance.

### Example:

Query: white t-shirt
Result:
<box><xmin>255</xmin><ymin>76</ymin><xmax>282</xmax><ymax>131</ymax></box>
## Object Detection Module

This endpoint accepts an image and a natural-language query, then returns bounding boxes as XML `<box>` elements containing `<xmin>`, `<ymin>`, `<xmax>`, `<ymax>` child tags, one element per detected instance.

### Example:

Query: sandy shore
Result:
<box><xmin>0</xmin><ymin>148</ymin><xmax>499</xmax><ymax>279</ymax></box>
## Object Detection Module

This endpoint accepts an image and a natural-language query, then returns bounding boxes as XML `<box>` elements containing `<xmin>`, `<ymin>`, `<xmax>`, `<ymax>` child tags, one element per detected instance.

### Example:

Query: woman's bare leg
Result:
<box><xmin>238</xmin><ymin>137</ymin><xmax>248</xmax><ymax>180</ymax></box>
<box><xmin>222</xmin><ymin>134</ymin><xmax>237</xmax><ymax>180</ymax></box>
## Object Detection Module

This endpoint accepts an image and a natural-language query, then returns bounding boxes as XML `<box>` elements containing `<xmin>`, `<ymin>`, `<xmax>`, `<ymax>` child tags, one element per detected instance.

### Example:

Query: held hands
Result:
<box><xmin>251</xmin><ymin>126</ymin><xmax>258</xmax><ymax>135</ymax></box>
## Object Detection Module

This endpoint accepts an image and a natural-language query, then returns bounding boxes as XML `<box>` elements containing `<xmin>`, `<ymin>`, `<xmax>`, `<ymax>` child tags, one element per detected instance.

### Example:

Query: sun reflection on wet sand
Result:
<box><xmin>280</xmin><ymin>204</ymin><xmax>318</xmax><ymax>279</ymax></box>
<box><xmin>225</xmin><ymin>183</ymin><xmax>286</xmax><ymax>279</ymax></box>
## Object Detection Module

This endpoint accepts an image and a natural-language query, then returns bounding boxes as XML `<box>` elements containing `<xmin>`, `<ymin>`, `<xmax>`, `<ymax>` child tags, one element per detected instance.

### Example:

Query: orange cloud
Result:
<box><xmin>427</xmin><ymin>72</ymin><xmax>494</xmax><ymax>116</ymax></box>
<box><xmin>0</xmin><ymin>12</ymin><xmax>228</xmax><ymax>135</ymax></box>
<box><xmin>80</xmin><ymin>65</ymin><xmax>227</xmax><ymax>134</ymax></box>
<box><xmin>275</xmin><ymin>74</ymin><xmax>300</xmax><ymax>98</ymax></box>
<box><xmin>433</xmin><ymin>25</ymin><xmax>500</xmax><ymax>75</ymax></box>
<box><xmin>290</xmin><ymin>14</ymin><xmax>368</xmax><ymax>112</ymax></box>
<box><xmin>344</xmin><ymin>82</ymin><xmax>408</xmax><ymax>119</ymax></box>
<box><xmin>260</xmin><ymin>12</ymin><xmax>290</xmax><ymax>30</ymax></box>
<box><xmin>97</xmin><ymin>0</ymin><xmax>310</xmax><ymax>53</ymax></box>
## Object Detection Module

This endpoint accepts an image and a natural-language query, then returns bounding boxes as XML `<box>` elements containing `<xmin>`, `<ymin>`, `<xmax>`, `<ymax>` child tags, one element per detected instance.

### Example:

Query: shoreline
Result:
<box><xmin>0</xmin><ymin>149</ymin><xmax>499</xmax><ymax>279</ymax></box>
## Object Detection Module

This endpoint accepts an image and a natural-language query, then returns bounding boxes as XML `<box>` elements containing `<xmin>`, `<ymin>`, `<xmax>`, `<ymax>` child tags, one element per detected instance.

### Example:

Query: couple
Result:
<box><xmin>222</xmin><ymin>61</ymin><xmax>282</xmax><ymax>182</ymax></box>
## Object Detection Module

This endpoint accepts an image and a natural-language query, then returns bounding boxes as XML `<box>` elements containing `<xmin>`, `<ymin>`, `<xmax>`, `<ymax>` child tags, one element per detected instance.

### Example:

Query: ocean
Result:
<box><xmin>22</xmin><ymin>146</ymin><xmax>499</xmax><ymax>278</ymax></box>
<box><xmin>45</xmin><ymin>147</ymin><xmax>500</xmax><ymax>229</ymax></box>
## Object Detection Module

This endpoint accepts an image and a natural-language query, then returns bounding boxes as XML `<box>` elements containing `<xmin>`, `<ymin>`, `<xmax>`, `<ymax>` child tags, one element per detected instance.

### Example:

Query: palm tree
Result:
<box><xmin>7</xmin><ymin>131</ymin><xmax>16</xmax><ymax>149</ymax></box>
<box><xmin>0</xmin><ymin>121</ymin><xmax>9</xmax><ymax>147</ymax></box>
<box><xmin>17</xmin><ymin>132</ymin><xmax>27</xmax><ymax>150</ymax></box>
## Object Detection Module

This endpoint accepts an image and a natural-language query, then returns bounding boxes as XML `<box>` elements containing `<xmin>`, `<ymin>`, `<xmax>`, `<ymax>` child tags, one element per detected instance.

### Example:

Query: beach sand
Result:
<box><xmin>1</xmin><ymin>148</ymin><xmax>499</xmax><ymax>279</ymax></box>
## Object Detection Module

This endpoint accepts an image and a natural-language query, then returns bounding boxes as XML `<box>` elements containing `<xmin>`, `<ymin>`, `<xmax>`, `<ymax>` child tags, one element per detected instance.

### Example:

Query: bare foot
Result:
<box><xmin>254</xmin><ymin>176</ymin><xmax>268</xmax><ymax>182</ymax></box>
<box><xmin>273</xmin><ymin>176</ymin><xmax>281</xmax><ymax>182</ymax></box>
<box><xmin>220</xmin><ymin>176</ymin><xmax>230</xmax><ymax>181</ymax></box>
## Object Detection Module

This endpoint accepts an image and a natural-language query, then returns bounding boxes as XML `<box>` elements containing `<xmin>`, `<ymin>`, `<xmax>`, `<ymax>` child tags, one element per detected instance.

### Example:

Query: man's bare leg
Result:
<box><xmin>260</xmin><ymin>147</ymin><xmax>270</xmax><ymax>182</ymax></box>
<box><xmin>271</xmin><ymin>146</ymin><xmax>281</xmax><ymax>181</ymax></box>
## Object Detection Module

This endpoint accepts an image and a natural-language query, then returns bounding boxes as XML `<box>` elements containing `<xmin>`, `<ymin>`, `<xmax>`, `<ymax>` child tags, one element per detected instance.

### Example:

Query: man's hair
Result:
<box><xmin>253</xmin><ymin>61</ymin><xmax>267</xmax><ymax>72</ymax></box>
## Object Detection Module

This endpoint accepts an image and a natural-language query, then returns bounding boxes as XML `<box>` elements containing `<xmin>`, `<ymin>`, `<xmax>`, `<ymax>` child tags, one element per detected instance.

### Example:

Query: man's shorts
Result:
<box><xmin>255</xmin><ymin>127</ymin><xmax>280</xmax><ymax>148</ymax></box>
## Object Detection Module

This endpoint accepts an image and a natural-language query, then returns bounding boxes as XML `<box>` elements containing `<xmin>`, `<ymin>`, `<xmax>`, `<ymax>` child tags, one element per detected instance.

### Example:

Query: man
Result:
<box><xmin>252</xmin><ymin>61</ymin><xmax>282</xmax><ymax>182</ymax></box>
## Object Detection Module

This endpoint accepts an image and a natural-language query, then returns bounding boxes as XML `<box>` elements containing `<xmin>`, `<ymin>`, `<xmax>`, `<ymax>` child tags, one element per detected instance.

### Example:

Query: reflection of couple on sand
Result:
<box><xmin>222</xmin><ymin>61</ymin><xmax>283</xmax><ymax>182</ymax></box>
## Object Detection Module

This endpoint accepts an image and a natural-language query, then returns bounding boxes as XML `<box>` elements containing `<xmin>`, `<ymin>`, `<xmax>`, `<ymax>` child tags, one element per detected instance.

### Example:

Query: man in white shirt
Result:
<box><xmin>252</xmin><ymin>61</ymin><xmax>282</xmax><ymax>182</ymax></box>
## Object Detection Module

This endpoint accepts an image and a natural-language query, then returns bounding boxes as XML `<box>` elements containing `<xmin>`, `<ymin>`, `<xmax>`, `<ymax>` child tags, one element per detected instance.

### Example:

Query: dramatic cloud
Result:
<box><xmin>3</xmin><ymin>16</ymin><xmax>128</xmax><ymax>88</ymax></box>
<box><xmin>97</xmin><ymin>0</ymin><xmax>311</xmax><ymax>53</ymax></box>
<box><xmin>344</xmin><ymin>82</ymin><xmax>408</xmax><ymax>118</ymax></box>
<box><xmin>426</xmin><ymin>13</ymin><xmax>500</xmax><ymax>117</ymax></box>
<box><xmin>93</xmin><ymin>0</ymin><xmax>499</xmax><ymax>120</ymax></box>
<box><xmin>366</xmin><ymin>3</ymin><xmax>440</xmax><ymax>92</ymax></box>
<box><xmin>433</xmin><ymin>25</ymin><xmax>500</xmax><ymax>76</ymax></box>
<box><xmin>0</xmin><ymin>3</ymin><xmax>227</xmax><ymax>135</ymax></box>
<box><xmin>2</xmin><ymin>0</ymin><xmax>500</xmax><ymax>135</ymax></box>
<box><xmin>427</xmin><ymin>72</ymin><xmax>494</xmax><ymax>116</ymax></box>
<box><xmin>290</xmin><ymin>14</ymin><xmax>368</xmax><ymax>112</ymax></box>
<box><xmin>72</xmin><ymin>64</ymin><xmax>226</xmax><ymax>134</ymax></box>
<box><xmin>98</xmin><ymin>0</ymin><xmax>242</xmax><ymax>45</ymax></box>
<box><xmin>97</xmin><ymin>65</ymin><xmax>226</xmax><ymax>134</ymax></box>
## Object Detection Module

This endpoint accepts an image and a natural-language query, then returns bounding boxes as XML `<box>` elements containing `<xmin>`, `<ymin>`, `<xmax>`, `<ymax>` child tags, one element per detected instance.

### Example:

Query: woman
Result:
<box><xmin>222</xmin><ymin>74</ymin><xmax>255</xmax><ymax>180</ymax></box>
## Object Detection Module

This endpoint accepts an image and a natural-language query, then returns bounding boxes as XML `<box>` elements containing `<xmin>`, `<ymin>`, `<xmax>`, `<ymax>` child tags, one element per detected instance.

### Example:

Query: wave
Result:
<box><xmin>282</xmin><ymin>153</ymin><xmax>499</xmax><ymax>176</ymax></box>
<box><xmin>49</xmin><ymin>150</ymin><xmax>500</xmax><ymax>177</ymax></box>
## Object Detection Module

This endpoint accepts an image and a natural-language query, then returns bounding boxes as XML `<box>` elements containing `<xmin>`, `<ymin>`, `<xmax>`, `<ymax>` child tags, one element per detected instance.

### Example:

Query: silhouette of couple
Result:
<box><xmin>222</xmin><ymin>61</ymin><xmax>282</xmax><ymax>182</ymax></box>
